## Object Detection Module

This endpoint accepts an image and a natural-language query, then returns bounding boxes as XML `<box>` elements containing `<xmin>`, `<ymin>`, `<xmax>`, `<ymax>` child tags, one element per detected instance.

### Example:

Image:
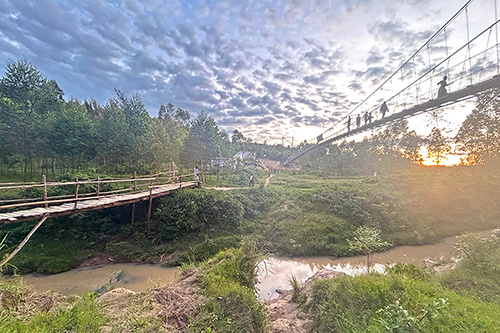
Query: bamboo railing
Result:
<box><xmin>0</xmin><ymin>171</ymin><xmax>200</xmax><ymax>212</ymax></box>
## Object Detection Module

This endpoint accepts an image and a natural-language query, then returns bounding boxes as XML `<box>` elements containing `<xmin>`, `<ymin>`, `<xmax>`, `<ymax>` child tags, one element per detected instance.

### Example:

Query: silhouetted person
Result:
<box><xmin>368</xmin><ymin>112</ymin><xmax>373</xmax><ymax>123</ymax></box>
<box><xmin>363</xmin><ymin>112</ymin><xmax>369</xmax><ymax>125</ymax></box>
<box><xmin>380</xmin><ymin>101</ymin><xmax>388</xmax><ymax>118</ymax></box>
<box><xmin>356</xmin><ymin>114</ymin><xmax>361</xmax><ymax>127</ymax></box>
<box><xmin>347</xmin><ymin>116</ymin><xmax>351</xmax><ymax>132</ymax></box>
<box><xmin>437</xmin><ymin>76</ymin><xmax>449</xmax><ymax>98</ymax></box>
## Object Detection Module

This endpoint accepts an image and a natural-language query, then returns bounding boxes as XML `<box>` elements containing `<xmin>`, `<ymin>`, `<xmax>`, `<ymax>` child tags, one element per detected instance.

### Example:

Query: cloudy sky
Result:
<box><xmin>0</xmin><ymin>0</ymin><xmax>496</xmax><ymax>143</ymax></box>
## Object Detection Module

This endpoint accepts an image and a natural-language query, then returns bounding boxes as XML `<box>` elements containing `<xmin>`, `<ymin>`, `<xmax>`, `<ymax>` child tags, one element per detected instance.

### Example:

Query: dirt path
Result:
<box><xmin>265</xmin><ymin>269</ymin><xmax>343</xmax><ymax>332</ymax></box>
<box><xmin>259</xmin><ymin>160</ymin><xmax>273</xmax><ymax>187</ymax></box>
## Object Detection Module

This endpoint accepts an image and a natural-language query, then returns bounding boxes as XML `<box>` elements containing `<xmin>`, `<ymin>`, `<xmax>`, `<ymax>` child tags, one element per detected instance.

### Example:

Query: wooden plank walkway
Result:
<box><xmin>0</xmin><ymin>181</ymin><xmax>199</xmax><ymax>224</ymax></box>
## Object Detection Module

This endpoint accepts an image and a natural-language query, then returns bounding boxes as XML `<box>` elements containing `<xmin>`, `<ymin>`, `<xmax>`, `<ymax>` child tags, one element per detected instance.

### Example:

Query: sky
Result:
<box><xmin>0</xmin><ymin>0</ymin><xmax>497</xmax><ymax>144</ymax></box>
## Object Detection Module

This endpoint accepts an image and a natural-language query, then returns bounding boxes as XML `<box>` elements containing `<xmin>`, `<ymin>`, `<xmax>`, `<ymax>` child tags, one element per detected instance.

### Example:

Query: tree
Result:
<box><xmin>181</xmin><ymin>112</ymin><xmax>230</xmax><ymax>170</ymax></box>
<box><xmin>232</xmin><ymin>129</ymin><xmax>246</xmax><ymax>143</ymax></box>
<box><xmin>426</xmin><ymin>127</ymin><xmax>451</xmax><ymax>166</ymax></box>
<box><xmin>0</xmin><ymin>60</ymin><xmax>60</xmax><ymax>179</ymax></box>
<box><xmin>455</xmin><ymin>88</ymin><xmax>500</xmax><ymax>165</ymax></box>
<box><xmin>49</xmin><ymin>99</ymin><xmax>96</xmax><ymax>171</ymax></box>
<box><xmin>348</xmin><ymin>226</ymin><xmax>391</xmax><ymax>271</ymax></box>
<box><xmin>96</xmin><ymin>101</ymin><xmax>132</xmax><ymax>171</ymax></box>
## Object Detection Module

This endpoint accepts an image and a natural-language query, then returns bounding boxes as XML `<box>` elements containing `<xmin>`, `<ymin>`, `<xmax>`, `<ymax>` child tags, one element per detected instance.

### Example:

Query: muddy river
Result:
<box><xmin>10</xmin><ymin>236</ymin><xmax>458</xmax><ymax>299</ymax></box>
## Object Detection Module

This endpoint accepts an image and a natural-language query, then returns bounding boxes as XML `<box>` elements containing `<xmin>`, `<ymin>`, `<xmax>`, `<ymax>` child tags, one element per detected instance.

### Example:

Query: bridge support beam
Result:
<box><xmin>131</xmin><ymin>202</ymin><xmax>136</xmax><ymax>227</ymax></box>
<box><xmin>0</xmin><ymin>213</ymin><xmax>50</xmax><ymax>269</ymax></box>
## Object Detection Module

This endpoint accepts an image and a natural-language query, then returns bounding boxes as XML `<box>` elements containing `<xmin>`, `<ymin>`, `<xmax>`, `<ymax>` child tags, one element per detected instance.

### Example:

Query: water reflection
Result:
<box><xmin>258</xmin><ymin>236</ymin><xmax>458</xmax><ymax>299</ymax></box>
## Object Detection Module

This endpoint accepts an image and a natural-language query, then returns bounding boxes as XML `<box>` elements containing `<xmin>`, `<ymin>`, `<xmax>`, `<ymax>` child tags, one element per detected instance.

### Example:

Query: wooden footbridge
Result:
<box><xmin>0</xmin><ymin>171</ymin><xmax>200</xmax><ymax>267</ymax></box>
<box><xmin>0</xmin><ymin>172</ymin><xmax>200</xmax><ymax>224</ymax></box>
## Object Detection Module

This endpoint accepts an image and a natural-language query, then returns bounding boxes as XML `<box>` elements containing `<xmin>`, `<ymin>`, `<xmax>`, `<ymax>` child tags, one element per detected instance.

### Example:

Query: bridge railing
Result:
<box><xmin>316</xmin><ymin>41</ymin><xmax>500</xmax><ymax>146</ymax></box>
<box><xmin>0</xmin><ymin>171</ymin><xmax>199</xmax><ymax>211</ymax></box>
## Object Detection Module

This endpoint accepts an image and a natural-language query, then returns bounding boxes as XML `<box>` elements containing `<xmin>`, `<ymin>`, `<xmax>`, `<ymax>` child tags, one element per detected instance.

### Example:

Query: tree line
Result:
<box><xmin>0</xmin><ymin>60</ymin><xmax>291</xmax><ymax>181</ymax></box>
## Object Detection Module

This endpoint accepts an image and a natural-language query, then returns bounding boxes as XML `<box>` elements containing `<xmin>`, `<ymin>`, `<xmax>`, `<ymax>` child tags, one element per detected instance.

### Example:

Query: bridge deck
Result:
<box><xmin>0</xmin><ymin>181</ymin><xmax>199</xmax><ymax>224</ymax></box>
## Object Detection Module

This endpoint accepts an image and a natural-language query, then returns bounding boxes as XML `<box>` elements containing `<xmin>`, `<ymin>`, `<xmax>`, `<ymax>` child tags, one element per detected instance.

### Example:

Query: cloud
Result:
<box><xmin>195</xmin><ymin>0</ymin><xmax>210</xmax><ymax>17</ymax></box>
<box><xmin>0</xmin><ymin>0</ymin><xmax>486</xmax><ymax>143</ymax></box>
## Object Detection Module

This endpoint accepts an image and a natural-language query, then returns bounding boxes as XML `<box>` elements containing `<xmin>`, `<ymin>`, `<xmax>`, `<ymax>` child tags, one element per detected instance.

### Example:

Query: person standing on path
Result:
<box><xmin>249</xmin><ymin>173</ymin><xmax>254</xmax><ymax>187</ymax></box>
<box><xmin>194</xmin><ymin>166</ymin><xmax>199</xmax><ymax>181</ymax></box>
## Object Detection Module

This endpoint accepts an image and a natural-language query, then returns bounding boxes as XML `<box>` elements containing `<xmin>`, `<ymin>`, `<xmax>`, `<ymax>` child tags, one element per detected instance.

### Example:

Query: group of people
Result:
<box><xmin>346</xmin><ymin>76</ymin><xmax>451</xmax><ymax>132</ymax></box>
<box><xmin>346</xmin><ymin>101</ymin><xmax>388</xmax><ymax>132</ymax></box>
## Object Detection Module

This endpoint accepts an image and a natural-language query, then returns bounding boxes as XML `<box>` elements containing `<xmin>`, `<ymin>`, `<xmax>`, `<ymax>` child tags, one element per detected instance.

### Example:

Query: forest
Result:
<box><xmin>0</xmin><ymin>60</ymin><xmax>292</xmax><ymax>181</ymax></box>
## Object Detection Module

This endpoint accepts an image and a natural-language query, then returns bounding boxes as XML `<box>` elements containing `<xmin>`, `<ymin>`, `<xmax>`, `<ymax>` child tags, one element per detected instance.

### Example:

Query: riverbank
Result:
<box><xmin>2</xmin><ymin>232</ymin><xmax>500</xmax><ymax>332</ymax></box>
<box><xmin>2</xmin><ymin>167</ymin><xmax>500</xmax><ymax>277</ymax></box>
<box><xmin>13</xmin><ymin>234</ymin><xmax>459</xmax><ymax>298</ymax></box>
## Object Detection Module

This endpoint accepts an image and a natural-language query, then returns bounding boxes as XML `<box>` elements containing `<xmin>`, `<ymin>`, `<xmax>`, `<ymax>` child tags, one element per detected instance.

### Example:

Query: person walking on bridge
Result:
<box><xmin>437</xmin><ymin>76</ymin><xmax>450</xmax><ymax>98</ymax></box>
<box><xmin>347</xmin><ymin>115</ymin><xmax>351</xmax><ymax>132</ymax></box>
<box><xmin>356</xmin><ymin>114</ymin><xmax>361</xmax><ymax>127</ymax></box>
<box><xmin>368</xmin><ymin>112</ymin><xmax>373</xmax><ymax>123</ymax></box>
<box><xmin>363</xmin><ymin>111</ymin><xmax>369</xmax><ymax>125</ymax></box>
<box><xmin>380</xmin><ymin>101</ymin><xmax>388</xmax><ymax>118</ymax></box>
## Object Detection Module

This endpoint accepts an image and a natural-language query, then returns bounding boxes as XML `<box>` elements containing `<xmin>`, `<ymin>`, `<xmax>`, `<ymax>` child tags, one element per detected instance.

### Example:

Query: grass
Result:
<box><xmin>309</xmin><ymin>266</ymin><xmax>500</xmax><ymax>332</ymax></box>
<box><xmin>189</xmin><ymin>246</ymin><xmax>269</xmax><ymax>333</ymax></box>
<box><xmin>307</xmin><ymin>234</ymin><xmax>500</xmax><ymax>333</ymax></box>
<box><xmin>0</xmin><ymin>279</ymin><xmax>105</xmax><ymax>333</ymax></box>
<box><xmin>442</xmin><ymin>233</ymin><xmax>500</xmax><ymax>303</ymax></box>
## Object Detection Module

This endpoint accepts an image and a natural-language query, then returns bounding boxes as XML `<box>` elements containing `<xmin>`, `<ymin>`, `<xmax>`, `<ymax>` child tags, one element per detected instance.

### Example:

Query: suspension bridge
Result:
<box><xmin>284</xmin><ymin>0</ymin><xmax>500</xmax><ymax>165</ymax></box>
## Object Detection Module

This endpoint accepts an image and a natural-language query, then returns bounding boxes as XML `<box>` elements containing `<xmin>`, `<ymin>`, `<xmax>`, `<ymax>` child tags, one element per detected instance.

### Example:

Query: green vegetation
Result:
<box><xmin>308</xmin><ymin>235</ymin><xmax>500</xmax><ymax>332</ymax></box>
<box><xmin>0</xmin><ymin>279</ymin><xmax>104</xmax><ymax>332</ymax></box>
<box><xmin>443</xmin><ymin>233</ymin><xmax>500</xmax><ymax>303</ymax></box>
<box><xmin>188</xmin><ymin>246</ymin><xmax>268</xmax><ymax>333</ymax></box>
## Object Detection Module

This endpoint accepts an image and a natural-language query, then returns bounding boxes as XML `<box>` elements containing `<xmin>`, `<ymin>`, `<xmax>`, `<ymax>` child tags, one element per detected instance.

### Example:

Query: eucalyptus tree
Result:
<box><xmin>181</xmin><ymin>111</ymin><xmax>230</xmax><ymax>172</ymax></box>
<box><xmin>455</xmin><ymin>88</ymin><xmax>500</xmax><ymax>165</ymax></box>
<box><xmin>0</xmin><ymin>60</ymin><xmax>61</xmax><ymax>179</ymax></box>
<box><xmin>426</xmin><ymin>127</ymin><xmax>451</xmax><ymax>166</ymax></box>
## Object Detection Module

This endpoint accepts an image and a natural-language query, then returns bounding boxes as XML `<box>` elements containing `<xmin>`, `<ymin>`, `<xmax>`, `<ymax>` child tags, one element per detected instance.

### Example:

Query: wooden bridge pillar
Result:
<box><xmin>147</xmin><ymin>185</ymin><xmax>153</xmax><ymax>236</ymax></box>
<box><xmin>42</xmin><ymin>175</ymin><xmax>47</xmax><ymax>208</ymax></box>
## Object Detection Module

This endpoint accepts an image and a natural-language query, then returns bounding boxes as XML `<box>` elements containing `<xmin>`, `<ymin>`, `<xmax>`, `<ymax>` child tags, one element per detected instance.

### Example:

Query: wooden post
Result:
<box><xmin>42</xmin><ymin>175</ymin><xmax>48</xmax><ymax>208</ymax></box>
<box><xmin>133</xmin><ymin>171</ymin><xmax>137</xmax><ymax>192</ymax></box>
<box><xmin>97</xmin><ymin>176</ymin><xmax>100</xmax><ymax>198</ymax></box>
<box><xmin>147</xmin><ymin>185</ymin><xmax>153</xmax><ymax>236</ymax></box>
<box><xmin>74</xmin><ymin>177</ymin><xmax>79</xmax><ymax>209</ymax></box>
<box><xmin>131</xmin><ymin>202</ymin><xmax>136</xmax><ymax>227</ymax></box>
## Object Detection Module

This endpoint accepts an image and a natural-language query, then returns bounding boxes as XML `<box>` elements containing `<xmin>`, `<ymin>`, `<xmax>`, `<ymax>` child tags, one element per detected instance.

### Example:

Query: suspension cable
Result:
<box><xmin>313</xmin><ymin>0</ymin><xmax>475</xmax><ymax>141</ymax></box>
<box><xmin>496</xmin><ymin>0</ymin><xmax>499</xmax><ymax>73</ymax></box>
<box><xmin>466</xmin><ymin>7</ymin><xmax>473</xmax><ymax>85</ymax></box>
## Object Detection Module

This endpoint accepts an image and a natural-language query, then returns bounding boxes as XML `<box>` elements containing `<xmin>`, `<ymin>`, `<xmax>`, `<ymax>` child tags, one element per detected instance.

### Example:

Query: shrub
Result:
<box><xmin>189</xmin><ymin>247</ymin><xmax>269</xmax><ymax>333</ymax></box>
<box><xmin>442</xmin><ymin>234</ymin><xmax>500</xmax><ymax>303</ymax></box>
<box><xmin>155</xmin><ymin>189</ymin><xmax>244</xmax><ymax>240</ymax></box>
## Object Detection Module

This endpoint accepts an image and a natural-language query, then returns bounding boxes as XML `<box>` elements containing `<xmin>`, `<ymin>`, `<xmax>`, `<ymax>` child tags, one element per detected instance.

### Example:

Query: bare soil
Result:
<box><xmin>265</xmin><ymin>269</ymin><xmax>343</xmax><ymax>333</ymax></box>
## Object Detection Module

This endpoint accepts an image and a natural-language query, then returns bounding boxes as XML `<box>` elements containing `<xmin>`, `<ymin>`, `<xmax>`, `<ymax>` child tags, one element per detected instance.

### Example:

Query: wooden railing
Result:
<box><xmin>0</xmin><ymin>171</ymin><xmax>200</xmax><ymax>211</ymax></box>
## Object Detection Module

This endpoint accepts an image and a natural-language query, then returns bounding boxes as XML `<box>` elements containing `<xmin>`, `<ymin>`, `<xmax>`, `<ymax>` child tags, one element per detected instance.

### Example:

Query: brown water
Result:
<box><xmin>16</xmin><ymin>264</ymin><xmax>179</xmax><ymax>296</ymax></box>
<box><xmin>13</xmin><ymin>236</ymin><xmax>458</xmax><ymax>298</ymax></box>
<box><xmin>258</xmin><ymin>236</ymin><xmax>458</xmax><ymax>299</ymax></box>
